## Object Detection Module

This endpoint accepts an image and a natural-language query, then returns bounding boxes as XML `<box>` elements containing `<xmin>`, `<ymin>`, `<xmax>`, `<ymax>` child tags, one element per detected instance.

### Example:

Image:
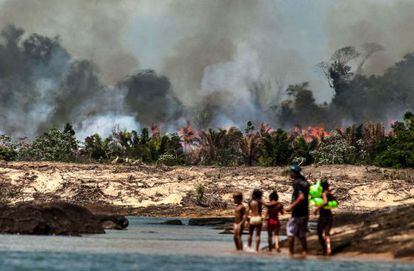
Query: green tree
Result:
<box><xmin>280</xmin><ymin>82</ymin><xmax>328</xmax><ymax>127</ymax></box>
<box><xmin>260</xmin><ymin>129</ymin><xmax>293</xmax><ymax>166</ymax></box>
<box><xmin>374</xmin><ymin>112</ymin><xmax>414</xmax><ymax>168</ymax></box>
<box><xmin>291</xmin><ymin>136</ymin><xmax>317</xmax><ymax>165</ymax></box>
<box><xmin>18</xmin><ymin>125</ymin><xmax>78</xmax><ymax>161</ymax></box>
<box><xmin>84</xmin><ymin>134</ymin><xmax>109</xmax><ymax>161</ymax></box>
<box><xmin>0</xmin><ymin>135</ymin><xmax>17</xmax><ymax>161</ymax></box>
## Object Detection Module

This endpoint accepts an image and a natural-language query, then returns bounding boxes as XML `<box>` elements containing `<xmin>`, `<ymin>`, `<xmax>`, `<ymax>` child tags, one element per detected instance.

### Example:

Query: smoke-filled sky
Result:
<box><xmin>1</xmin><ymin>0</ymin><xmax>414</xmax><ymax>138</ymax></box>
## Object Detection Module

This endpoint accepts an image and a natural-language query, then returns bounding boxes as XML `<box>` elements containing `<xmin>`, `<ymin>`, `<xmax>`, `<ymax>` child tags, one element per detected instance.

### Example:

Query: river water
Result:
<box><xmin>0</xmin><ymin>217</ymin><xmax>412</xmax><ymax>271</ymax></box>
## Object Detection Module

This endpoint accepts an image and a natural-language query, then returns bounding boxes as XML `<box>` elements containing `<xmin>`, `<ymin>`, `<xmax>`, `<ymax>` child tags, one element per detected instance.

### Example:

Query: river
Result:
<box><xmin>0</xmin><ymin>217</ymin><xmax>412</xmax><ymax>271</ymax></box>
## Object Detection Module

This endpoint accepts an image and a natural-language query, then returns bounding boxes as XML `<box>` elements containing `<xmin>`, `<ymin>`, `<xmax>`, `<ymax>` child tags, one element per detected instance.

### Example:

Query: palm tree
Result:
<box><xmin>196</xmin><ymin>128</ymin><xmax>226</xmax><ymax>164</ymax></box>
<box><xmin>240</xmin><ymin>130</ymin><xmax>263</xmax><ymax>166</ymax></box>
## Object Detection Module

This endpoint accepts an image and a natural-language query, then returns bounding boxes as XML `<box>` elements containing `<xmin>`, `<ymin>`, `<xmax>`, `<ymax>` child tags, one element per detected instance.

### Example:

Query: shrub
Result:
<box><xmin>311</xmin><ymin>132</ymin><xmax>356</xmax><ymax>164</ymax></box>
<box><xmin>18</xmin><ymin>124</ymin><xmax>78</xmax><ymax>161</ymax></box>
<box><xmin>157</xmin><ymin>153</ymin><xmax>179</xmax><ymax>166</ymax></box>
<box><xmin>195</xmin><ymin>184</ymin><xmax>205</xmax><ymax>206</ymax></box>
<box><xmin>258</xmin><ymin>156</ymin><xmax>273</xmax><ymax>167</ymax></box>
<box><xmin>0</xmin><ymin>135</ymin><xmax>17</xmax><ymax>161</ymax></box>
<box><xmin>373</xmin><ymin>112</ymin><xmax>414</xmax><ymax>168</ymax></box>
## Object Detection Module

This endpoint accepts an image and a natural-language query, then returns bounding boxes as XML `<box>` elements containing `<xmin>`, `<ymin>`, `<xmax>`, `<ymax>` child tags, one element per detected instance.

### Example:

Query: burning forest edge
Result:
<box><xmin>1</xmin><ymin>111</ymin><xmax>414</xmax><ymax>169</ymax></box>
<box><xmin>1</xmin><ymin>1</ymin><xmax>414</xmax><ymax>267</ymax></box>
<box><xmin>3</xmin><ymin>25</ymin><xmax>414</xmax><ymax>139</ymax></box>
<box><xmin>2</xmin><ymin>24</ymin><xmax>414</xmax><ymax>168</ymax></box>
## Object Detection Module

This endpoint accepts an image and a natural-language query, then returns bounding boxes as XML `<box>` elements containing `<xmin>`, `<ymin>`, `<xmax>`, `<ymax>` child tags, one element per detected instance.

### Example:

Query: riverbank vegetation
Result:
<box><xmin>1</xmin><ymin>112</ymin><xmax>414</xmax><ymax>169</ymax></box>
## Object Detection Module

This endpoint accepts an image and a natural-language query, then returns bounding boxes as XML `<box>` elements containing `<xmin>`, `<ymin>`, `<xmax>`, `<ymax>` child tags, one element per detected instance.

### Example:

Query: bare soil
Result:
<box><xmin>0</xmin><ymin>161</ymin><xmax>413</xmax><ymax>217</ymax></box>
<box><xmin>0</xmin><ymin>161</ymin><xmax>413</xmax><ymax>261</ymax></box>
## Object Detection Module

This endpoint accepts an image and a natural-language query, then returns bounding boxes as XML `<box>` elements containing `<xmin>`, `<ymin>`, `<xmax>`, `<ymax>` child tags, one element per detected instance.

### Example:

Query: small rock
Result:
<box><xmin>96</xmin><ymin>215</ymin><xmax>129</xmax><ymax>230</ymax></box>
<box><xmin>162</xmin><ymin>219</ymin><xmax>184</xmax><ymax>225</ymax></box>
<box><xmin>218</xmin><ymin>229</ymin><xmax>233</xmax><ymax>234</ymax></box>
<box><xmin>188</xmin><ymin>217</ymin><xmax>233</xmax><ymax>226</ymax></box>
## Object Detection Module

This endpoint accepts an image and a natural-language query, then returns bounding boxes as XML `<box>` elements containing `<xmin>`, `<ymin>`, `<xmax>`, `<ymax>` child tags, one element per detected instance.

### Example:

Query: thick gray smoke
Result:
<box><xmin>160</xmin><ymin>0</ymin><xmax>308</xmax><ymax>128</ymax></box>
<box><xmin>120</xmin><ymin>69</ymin><xmax>183</xmax><ymax>126</ymax></box>
<box><xmin>326</xmin><ymin>0</ymin><xmax>414</xmax><ymax>76</ymax></box>
<box><xmin>1</xmin><ymin>0</ymin><xmax>414</xmax><ymax>138</ymax></box>
<box><xmin>0</xmin><ymin>25</ymin><xmax>180</xmax><ymax>138</ymax></box>
<box><xmin>0</xmin><ymin>0</ymin><xmax>139</xmax><ymax>84</ymax></box>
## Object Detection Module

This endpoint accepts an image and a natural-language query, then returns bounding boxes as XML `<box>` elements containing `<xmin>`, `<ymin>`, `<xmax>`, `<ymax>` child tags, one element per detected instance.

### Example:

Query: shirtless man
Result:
<box><xmin>233</xmin><ymin>192</ymin><xmax>246</xmax><ymax>251</ymax></box>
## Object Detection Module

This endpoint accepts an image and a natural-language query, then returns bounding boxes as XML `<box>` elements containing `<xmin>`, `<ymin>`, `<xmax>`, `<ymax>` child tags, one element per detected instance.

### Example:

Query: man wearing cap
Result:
<box><xmin>285</xmin><ymin>164</ymin><xmax>310</xmax><ymax>256</ymax></box>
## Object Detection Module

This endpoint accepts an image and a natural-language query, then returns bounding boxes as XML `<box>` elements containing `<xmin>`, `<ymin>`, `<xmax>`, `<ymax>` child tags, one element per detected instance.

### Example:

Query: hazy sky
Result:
<box><xmin>1</xmin><ymin>0</ymin><xmax>413</xmax><ymax>103</ymax></box>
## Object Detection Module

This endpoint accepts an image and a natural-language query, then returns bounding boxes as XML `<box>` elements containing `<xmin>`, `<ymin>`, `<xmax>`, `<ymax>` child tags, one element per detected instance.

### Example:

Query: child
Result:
<box><xmin>233</xmin><ymin>192</ymin><xmax>246</xmax><ymax>251</ymax></box>
<box><xmin>246</xmin><ymin>189</ymin><xmax>263</xmax><ymax>253</ymax></box>
<box><xmin>264</xmin><ymin>190</ymin><xmax>284</xmax><ymax>252</ymax></box>
<box><xmin>313</xmin><ymin>180</ymin><xmax>335</xmax><ymax>255</ymax></box>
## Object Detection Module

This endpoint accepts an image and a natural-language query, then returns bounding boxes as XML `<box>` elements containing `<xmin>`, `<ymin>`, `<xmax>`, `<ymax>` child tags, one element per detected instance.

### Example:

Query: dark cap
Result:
<box><xmin>290</xmin><ymin>164</ymin><xmax>301</xmax><ymax>173</ymax></box>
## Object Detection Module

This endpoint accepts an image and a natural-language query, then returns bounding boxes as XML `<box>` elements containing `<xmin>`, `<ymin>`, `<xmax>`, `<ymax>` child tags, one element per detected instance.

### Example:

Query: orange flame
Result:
<box><xmin>293</xmin><ymin>125</ymin><xmax>331</xmax><ymax>142</ymax></box>
<box><xmin>151</xmin><ymin>125</ymin><xmax>159</xmax><ymax>136</ymax></box>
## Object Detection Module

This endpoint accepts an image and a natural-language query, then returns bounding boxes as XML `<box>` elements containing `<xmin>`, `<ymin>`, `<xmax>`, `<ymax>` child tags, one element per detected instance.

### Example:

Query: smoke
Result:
<box><xmin>199</xmin><ymin>44</ymin><xmax>265</xmax><ymax>127</ymax></box>
<box><xmin>326</xmin><ymin>0</ymin><xmax>414</xmax><ymax>76</ymax></box>
<box><xmin>0</xmin><ymin>25</ymin><xmax>69</xmax><ymax>138</ymax></box>
<box><xmin>1</xmin><ymin>0</ymin><xmax>414</xmax><ymax>138</ymax></box>
<box><xmin>0</xmin><ymin>25</ymin><xmax>140</xmax><ymax>138</ymax></box>
<box><xmin>0</xmin><ymin>0</ymin><xmax>139</xmax><ymax>83</ymax></box>
<box><xmin>120</xmin><ymin>69</ymin><xmax>183</xmax><ymax>126</ymax></box>
<box><xmin>160</xmin><ymin>0</ymin><xmax>257</xmax><ymax>107</ymax></box>
<box><xmin>159</xmin><ymin>0</ymin><xmax>318</xmax><ymax>127</ymax></box>
<box><xmin>76</xmin><ymin>114</ymin><xmax>140</xmax><ymax>141</ymax></box>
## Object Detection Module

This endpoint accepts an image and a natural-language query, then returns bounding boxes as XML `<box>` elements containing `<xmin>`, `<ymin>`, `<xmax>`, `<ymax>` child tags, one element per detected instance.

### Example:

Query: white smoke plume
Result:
<box><xmin>76</xmin><ymin>114</ymin><xmax>140</xmax><ymax>140</ymax></box>
<box><xmin>200</xmin><ymin>44</ymin><xmax>264</xmax><ymax>127</ymax></box>
<box><xmin>1</xmin><ymin>0</ymin><xmax>414</xmax><ymax>138</ymax></box>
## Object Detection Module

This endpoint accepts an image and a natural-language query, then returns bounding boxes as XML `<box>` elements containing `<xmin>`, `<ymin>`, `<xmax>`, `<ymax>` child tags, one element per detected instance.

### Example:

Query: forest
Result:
<box><xmin>2</xmin><ymin>26</ymin><xmax>414</xmax><ymax>168</ymax></box>
<box><xmin>1</xmin><ymin>111</ymin><xmax>414</xmax><ymax>168</ymax></box>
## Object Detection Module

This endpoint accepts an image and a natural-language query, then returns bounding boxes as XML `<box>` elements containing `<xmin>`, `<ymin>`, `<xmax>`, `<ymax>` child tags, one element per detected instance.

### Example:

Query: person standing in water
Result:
<box><xmin>263</xmin><ymin>190</ymin><xmax>284</xmax><ymax>252</ymax></box>
<box><xmin>233</xmin><ymin>192</ymin><xmax>246</xmax><ymax>251</ymax></box>
<box><xmin>285</xmin><ymin>165</ymin><xmax>310</xmax><ymax>256</ymax></box>
<box><xmin>246</xmin><ymin>189</ymin><xmax>264</xmax><ymax>253</ymax></box>
<box><xmin>314</xmin><ymin>180</ymin><xmax>335</xmax><ymax>255</ymax></box>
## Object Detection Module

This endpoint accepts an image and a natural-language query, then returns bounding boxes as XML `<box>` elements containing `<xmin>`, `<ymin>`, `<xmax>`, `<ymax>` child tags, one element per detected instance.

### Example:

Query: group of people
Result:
<box><xmin>233</xmin><ymin>165</ymin><xmax>335</xmax><ymax>256</ymax></box>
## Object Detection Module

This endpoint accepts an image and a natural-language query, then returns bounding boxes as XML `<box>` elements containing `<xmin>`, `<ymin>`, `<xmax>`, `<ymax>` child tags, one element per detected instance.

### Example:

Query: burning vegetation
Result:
<box><xmin>1</xmin><ymin>112</ymin><xmax>414</xmax><ymax>169</ymax></box>
<box><xmin>2</xmin><ymin>24</ymin><xmax>414</xmax><ymax>138</ymax></box>
<box><xmin>1</xmin><ymin>22</ymin><xmax>414</xmax><ymax>170</ymax></box>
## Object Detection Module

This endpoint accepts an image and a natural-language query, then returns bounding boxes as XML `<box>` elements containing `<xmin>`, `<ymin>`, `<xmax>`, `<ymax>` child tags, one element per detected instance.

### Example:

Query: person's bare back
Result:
<box><xmin>247</xmin><ymin>189</ymin><xmax>263</xmax><ymax>253</ymax></box>
<box><xmin>267</xmin><ymin>202</ymin><xmax>283</xmax><ymax>220</ymax></box>
<box><xmin>264</xmin><ymin>191</ymin><xmax>284</xmax><ymax>252</ymax></box>
<box><xmin>249</xmin><ymin>200</ymin><xmax>261</xmax><ymax>218</ymax></box>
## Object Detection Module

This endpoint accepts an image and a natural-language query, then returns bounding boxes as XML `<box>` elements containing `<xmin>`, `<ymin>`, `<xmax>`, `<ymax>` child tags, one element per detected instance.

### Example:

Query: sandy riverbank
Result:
<box><xmin>0</xmin><ymin>161</ymin><xmax>413</xmax><ymax>262</ymax></box>
<box><xmin>0</xmin><ymin>161</ymin><xmax>413</xmax><ymax>215</ymax></box>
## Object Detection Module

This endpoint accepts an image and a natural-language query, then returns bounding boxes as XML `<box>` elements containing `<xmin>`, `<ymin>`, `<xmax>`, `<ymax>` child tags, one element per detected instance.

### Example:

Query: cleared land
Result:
<box><xmin>0</xmin><ymin>161</ymin><xmax>413</xmax><ymax>261</ymax></box>
<box><xmin>0</xmin><ymin>161</ymin><xmax>413</xmax><ymax>215</ymax></box>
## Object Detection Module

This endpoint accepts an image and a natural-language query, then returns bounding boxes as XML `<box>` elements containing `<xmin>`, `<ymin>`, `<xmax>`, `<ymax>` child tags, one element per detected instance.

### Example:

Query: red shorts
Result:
<box><xmin>268</xmin><ymin>218</ymin><xmax>280</xmax><ymax>231</ymax></box>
